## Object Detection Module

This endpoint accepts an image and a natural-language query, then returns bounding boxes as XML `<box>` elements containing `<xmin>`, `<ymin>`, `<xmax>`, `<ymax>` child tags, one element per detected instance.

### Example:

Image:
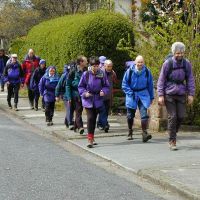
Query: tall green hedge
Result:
<box><xmin>11</xmin><ymin>10</ymin><xmax>135</xmax><ymax>75</ymax></box>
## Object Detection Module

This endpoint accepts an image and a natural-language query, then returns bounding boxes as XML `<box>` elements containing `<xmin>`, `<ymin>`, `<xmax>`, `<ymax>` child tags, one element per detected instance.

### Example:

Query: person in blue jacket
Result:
<box><xmin>55</xmin><ymin>62</ymin><xmax>76</xmax><ymax>130</ymax></box>
<box><xmin>122</xmin><ymin>55</ymin><xmax>154</xmax><ymax>142</ymax></box>
<box><xmin>39</xmin><ymin>66</ymin><xmax>59</xmax><ymax>126</ymax></box>
<box><xmin>3</xmin><ymin>54</ymin><xmax>24</xmax><ymax>111</ymax></box>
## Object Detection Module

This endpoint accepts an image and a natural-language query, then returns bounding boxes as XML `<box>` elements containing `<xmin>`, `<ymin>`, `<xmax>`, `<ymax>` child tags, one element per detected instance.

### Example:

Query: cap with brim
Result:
<box><xmin>99</xmin><ymin>56</ymin><xmax>107</xmax><ymax>64</ymax></box>
<box><xmin>39</xmin><ymin>59</ymin><xmax>46</xmax><ymax>65</ymax></box>
<box><xmin>12</xmin><ymin>54</ymin><xmax>18</xmax><ymax>58</ymax></box>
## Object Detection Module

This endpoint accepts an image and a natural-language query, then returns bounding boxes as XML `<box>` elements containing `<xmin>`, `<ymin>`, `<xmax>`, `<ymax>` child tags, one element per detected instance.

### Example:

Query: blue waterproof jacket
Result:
<box><xmin>122</xmin><ymin>64</ymin><xmax>154</xmax><ymax>109</ymax></box>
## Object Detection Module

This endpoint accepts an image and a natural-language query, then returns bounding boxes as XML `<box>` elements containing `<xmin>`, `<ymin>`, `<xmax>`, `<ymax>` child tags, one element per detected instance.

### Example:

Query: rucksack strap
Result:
<box><xmin>128</xmin><ymin>67</ymin><xmax>149</xmax><ymax>90</ymax></box>
<box><xmin>166</xmin><ymin>58</ymin><xmax>187</xmax><ymax>84</ymax></box>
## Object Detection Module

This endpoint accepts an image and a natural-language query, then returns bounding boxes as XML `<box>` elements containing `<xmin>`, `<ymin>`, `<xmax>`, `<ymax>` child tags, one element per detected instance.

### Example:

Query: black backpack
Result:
<box><xmin>60</xmin><ymin>62</ymin><xmax>77</xmax><ymax>93</ymax></box>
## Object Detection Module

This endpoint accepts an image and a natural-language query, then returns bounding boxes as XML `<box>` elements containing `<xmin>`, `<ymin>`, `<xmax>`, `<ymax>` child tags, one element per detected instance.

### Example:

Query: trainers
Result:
<box><xmin>79</xmin><ymin>128</ymin><xmax>84</xmax><ymax>135</ymax></box>
<box><xmin>98</xmin><ymin>125</ymin><xmax>104</xmax><ymax>131</ymax></box>
<box><xmin>169</xmin><ymin>140</ymin><xmax>178</xmax><ymax>151</ymax></box>
<box><xmin>142</xmin><ymin>131</ymin><xmax>152</xmax><ymax>143</ymax></box>
<box><xmin>69</xmin><ymin>125</ymin><xmax>74</xmax><ymax>130</ymax></box>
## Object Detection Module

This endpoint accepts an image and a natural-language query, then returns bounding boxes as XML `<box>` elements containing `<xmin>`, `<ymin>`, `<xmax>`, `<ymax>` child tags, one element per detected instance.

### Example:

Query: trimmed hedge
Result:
<box><xmin>10</xmin><ymin>10</ymin><xmax>135</xmax><ymax>75</ymax></box>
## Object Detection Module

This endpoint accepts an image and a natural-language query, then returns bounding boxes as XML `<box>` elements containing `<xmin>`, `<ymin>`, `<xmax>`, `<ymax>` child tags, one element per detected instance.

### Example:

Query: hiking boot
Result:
<box><xmin>29</xmin><ymin>101</ymin><xmax>34</xmax><ymax>110</ymax></box>
<box><xmin>14</xmin><ymin>104</ymin><xmax>18</xmax><ymax>111</ymax></box>
<box><xmin>79</xmin><ymin>128</ymin><xmax>84</xmax><ymax>135</ymax></box>
<box><xmin>8</xmin><ymin>102</ymin><xmax>12</xmax><ymax>109</ymax></box>
<box><xmin>47</xmin><ymin>122</ymin><xmax>51</xmax><ymax>126</ymax></box>
<box><xmin>169</xmin><ymin>140</ymin><xmax>178</xmax><ymax>151</ymax></box>
<box><xmin>127</xmin><ymin>129</ymin><xmax>133</xmax><ymax>140</ymax></box>
<box><xmin>34</xmin><ymin>101</ymin><xmax>38</xmax><ymax>111</ymax></box>
<box><xmin>104</xmin><ymin>124</ymin><xmax>110</xmax><ymax>133</ymax></box>
<box><xmin>142</xmin><ymin>131</ymin><xmax>152</xmax><ymax>143</ymax></box>
<box><xmin>50</xmin><ymin>121</ymin><xmax>53</xmax><ymax>126</ymax></box>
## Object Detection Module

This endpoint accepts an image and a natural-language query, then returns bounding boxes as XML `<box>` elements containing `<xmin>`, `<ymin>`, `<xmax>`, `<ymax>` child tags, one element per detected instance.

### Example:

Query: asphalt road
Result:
<box><xmin>0</xmin><ymin>111</ymin><xmax>163</xmax><ymax>200</ymax></box>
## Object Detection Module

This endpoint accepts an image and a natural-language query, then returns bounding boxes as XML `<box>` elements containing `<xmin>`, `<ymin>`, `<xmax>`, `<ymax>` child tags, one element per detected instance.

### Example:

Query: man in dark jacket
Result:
<box><xmin>66</xmin><ymin>56</ymin><xmax>88</xmax><ymax>134</ymax></box>
<box><xmin>30</xmin><ymin>59</ymin><xmax>46</xmax><ymax>111</ymax></box>
<box><xmin>0</xmin><ymin>49</ymin><xmax>9</xmax><ymax>92</ymax></box>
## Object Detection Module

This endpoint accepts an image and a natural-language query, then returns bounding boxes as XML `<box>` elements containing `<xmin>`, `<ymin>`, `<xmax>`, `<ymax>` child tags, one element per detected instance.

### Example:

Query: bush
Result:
<box><xmin>10</xmin><ymin>10</ymin><xmax>135</xmax><ymax>75</ymax></box>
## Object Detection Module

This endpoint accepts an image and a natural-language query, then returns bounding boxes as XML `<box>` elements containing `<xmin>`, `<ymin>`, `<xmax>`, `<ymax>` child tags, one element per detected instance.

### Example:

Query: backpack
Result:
<box><xmin>128</xmin><ymin>67</ymin><xmax>149</xmax><ymax>91</ymax></box>
<box><xmin>60</xmin><ymin>62</ymin><xmax>77</xmax><ymax>93</ymax></box>
<box><xmin>59</xmin><ymin>72</ymin><xmax>67</xmax><ymax>94</ymax></box>
<box><xmin>165</xmin><ymin>57</ymin><xmax>188</xmax><ymax>84</ymax></box>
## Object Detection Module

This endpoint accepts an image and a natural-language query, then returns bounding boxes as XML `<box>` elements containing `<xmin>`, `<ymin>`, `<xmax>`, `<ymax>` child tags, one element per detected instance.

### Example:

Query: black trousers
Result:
<box><xmin>86</xmin><ymin>107</ymin><xmax>101</xmax><ymax>135</ymax></box>
<box><xmin>45</xmin><ymin>101</ymin><xmax>55</xmax><ymax>122</ymax></box>
<box><xmin>71</xmin><ymin>97</ymin><xmax>83</xmax><ymax>129</ymax></box>
<box><xmin>7</xmin><ymin>83</ymin><xmax>20</xmax><ymax>105</ymax></box>
<box><xmin>27</xmin><ymin>85</ymin><xmax>34</xmax><ymax>105</ymax></box>
<box><xmin>34</xmin><ymin>90</ymin><xmax>40</xmax><ymax>108</ymax></box>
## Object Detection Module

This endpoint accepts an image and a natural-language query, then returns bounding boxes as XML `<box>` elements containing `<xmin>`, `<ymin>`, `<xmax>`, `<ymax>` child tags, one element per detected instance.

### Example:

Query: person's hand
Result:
<box><xmin>56</xmin><ymin>97</ymin><xmax>60</xmax><ymax>102</ymax></box>
<box><xmin>188</xmin><ymin>95</ymin><xmax>194</xmax><ymax>105</ymax></box>
<box><xmin>68</xmin><ymin>100</ymin><xmax>71</xmax><ymax>105</ymax></box>
<box><xmin>85</xmin><ymin>92</ymin><xmax>92</xmax><ymax>98</ymax></box>
<box><xmin>158</xmin><ymin>96</ymin><xmax>165</xmax><ymax>106</ymax></box>
<box><xmin>100</xmin><ymin>90</ymin><xmax>105</xmax><ymax>97</ymax></box>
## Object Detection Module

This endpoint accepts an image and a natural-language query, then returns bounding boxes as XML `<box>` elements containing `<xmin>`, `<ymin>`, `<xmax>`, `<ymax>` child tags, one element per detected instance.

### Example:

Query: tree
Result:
<box><xmin>0</xmin><ymin>1</ymin><xmax>40</xmax><ymax>42</ymax></box>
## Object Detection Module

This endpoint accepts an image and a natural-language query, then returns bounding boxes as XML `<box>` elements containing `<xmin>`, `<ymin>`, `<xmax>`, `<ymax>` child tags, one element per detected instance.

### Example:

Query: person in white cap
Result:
<box><xmin>3</xmin><ymin>54</ymin><xmax>24</xmax><ymax>111</ymax></box>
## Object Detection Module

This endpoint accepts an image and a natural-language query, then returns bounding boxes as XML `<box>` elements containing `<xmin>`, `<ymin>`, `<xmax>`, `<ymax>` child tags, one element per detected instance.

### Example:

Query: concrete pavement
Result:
<box><xmin>0</xmin><ymin>90</ymin><xmax>200</xmax><ymax>200</ymax></box>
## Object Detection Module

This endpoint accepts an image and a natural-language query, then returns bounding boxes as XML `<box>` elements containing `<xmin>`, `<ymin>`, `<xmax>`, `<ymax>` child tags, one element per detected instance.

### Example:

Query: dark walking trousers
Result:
<box><xmin>45</xmin><ymin>101</ymin><xmax>55</xmax><ymax>122</ymax></box>
<box><xmin>165</xmin><ymin>95</ymin><xmax>186</xmax><ymax>141</ymax></box>
<box><xmin>7</xmin><ymin>83</ymin><xmax>20</xmax><ymax>105</ymax></box>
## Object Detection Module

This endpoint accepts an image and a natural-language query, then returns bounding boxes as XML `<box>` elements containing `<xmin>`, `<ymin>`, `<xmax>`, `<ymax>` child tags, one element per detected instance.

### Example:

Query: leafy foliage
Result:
<box><xmin>118</xmin><ymin>1</ymin><xmax>200</xmax><ymax>125</ymax></box>
<box><xmin>10</xmin><ymin>10</ymin><xmax>135</xmax><ymax>76</ymax></box>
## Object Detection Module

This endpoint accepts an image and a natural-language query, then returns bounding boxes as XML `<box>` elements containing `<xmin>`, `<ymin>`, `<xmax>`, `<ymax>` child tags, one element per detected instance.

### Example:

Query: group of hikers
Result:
<box><xmin>0</xmin><ymin>41</ymin><xmax>195</xmax><ymax>150</ymax></box>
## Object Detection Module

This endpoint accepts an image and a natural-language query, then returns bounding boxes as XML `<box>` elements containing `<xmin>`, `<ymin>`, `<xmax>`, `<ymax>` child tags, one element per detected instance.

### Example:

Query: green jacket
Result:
<box><xmin>66</xmin><ymin>66</ymin><xmax>84</xmax><ymax>100</ymax></box>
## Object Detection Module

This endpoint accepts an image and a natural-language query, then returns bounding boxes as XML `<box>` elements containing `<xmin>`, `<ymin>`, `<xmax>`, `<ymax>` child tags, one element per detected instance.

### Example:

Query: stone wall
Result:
<box><xmin>134</xmin><ymin>89</ymin><xmax>168</xmax><ymax>132</ymax></box>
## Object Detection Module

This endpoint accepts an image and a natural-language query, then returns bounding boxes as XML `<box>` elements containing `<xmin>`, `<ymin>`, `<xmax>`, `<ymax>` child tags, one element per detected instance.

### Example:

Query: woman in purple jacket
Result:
<box><xmin>39</xmin><ymin>66</ymin><xmax>59</xmax><ymax>126</ymax></box>
<box><xmin>157</xmin><ymin>42</ymin><xmax>195</xmax><ymax>150</ymax></box>
<box><xmin>78</xmin><ymin>57</ymin><xmax>110</xmax><ymax>148</ymax></box>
